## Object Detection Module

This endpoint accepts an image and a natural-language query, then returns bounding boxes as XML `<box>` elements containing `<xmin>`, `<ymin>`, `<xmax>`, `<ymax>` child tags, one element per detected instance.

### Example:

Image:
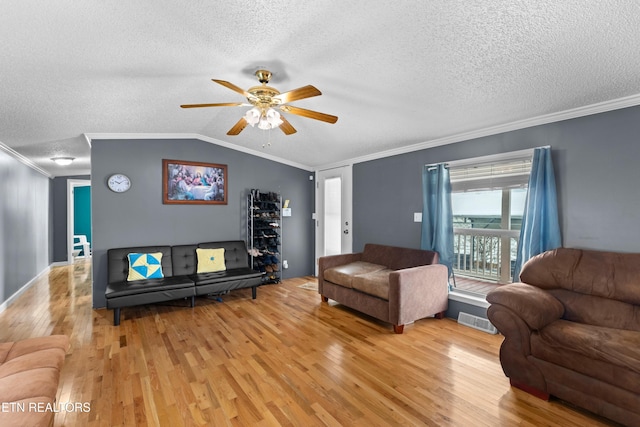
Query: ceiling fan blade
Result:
<box><xmin>227</xmin><ymin>117</ymin><xmax>248</xmax><ymax>135</ymax></box>
<box><xmin>212</xmin><ymin>79</ymin><xmax>251</xmax><ymax>98</ymax></box>
<box><xmin>180</xmin><ymin>102</ymin><xmax>244</xmax><ymax>108</ymax></box>
<box><xmin>279</xmin><ymin>116</ymin><xmax>297</xmax><ymax>135</ymax></box>
<box><xmin>280</xmin><ymin>105</ymin><xmax>338</xmax><ymax>124</ymax></box>
<box><xmin>273</xmin><ymin>85</ymin><xmax>322</xmax><ymax>104</ymax></box>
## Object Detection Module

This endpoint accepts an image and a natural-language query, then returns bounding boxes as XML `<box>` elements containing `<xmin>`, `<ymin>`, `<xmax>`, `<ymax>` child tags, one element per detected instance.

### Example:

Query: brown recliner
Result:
<box><xmin>487</xmin><ymin>248</ymin><xmax>640</xmax><ymax>426</ymax></box>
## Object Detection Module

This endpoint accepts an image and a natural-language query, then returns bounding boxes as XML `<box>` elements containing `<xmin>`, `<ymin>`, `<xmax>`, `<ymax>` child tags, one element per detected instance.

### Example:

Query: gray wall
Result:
<box><xmin>353</xmin><ymin>105</ymin><xmax>640</xmax><ymax>255</ymax></box>
<box><xmin>0</xmin><ymin>149</ymin><xmax>50</xmax><ymax>305</ymax></box>
<box><xmin>51</xmin><ymin>175</ymin><xmax>91</xmax><ymax>263</ymax></box>
<box><xmin>91</xmin><ymin>138</ymin><xmax>315</xmax><ymax>308</ymax></box>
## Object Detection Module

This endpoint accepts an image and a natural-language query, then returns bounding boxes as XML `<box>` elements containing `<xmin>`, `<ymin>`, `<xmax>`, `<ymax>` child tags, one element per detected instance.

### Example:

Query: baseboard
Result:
<box><xmin>0</xmin><ymin>265</ymin><xmax>51</xmax><ymax>314</ymax></box>
<box><xmin>51</xmin><ymin>261</ymin><xmax>69</xmax><ymax>267</ymax></box>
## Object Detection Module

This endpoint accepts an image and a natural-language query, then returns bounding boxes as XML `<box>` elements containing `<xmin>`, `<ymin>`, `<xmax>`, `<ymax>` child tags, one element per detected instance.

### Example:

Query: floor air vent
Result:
<box><xmin>457</xmin><ymin>312</ymin><xmax>498</xmax><ymax>334</ymax></box>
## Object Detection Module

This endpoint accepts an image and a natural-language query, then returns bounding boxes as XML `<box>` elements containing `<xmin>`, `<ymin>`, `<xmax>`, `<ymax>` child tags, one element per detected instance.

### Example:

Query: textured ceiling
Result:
<box><xmin>2</xmin><ymin>1</ymin><xmax>640</xmax><ymax>176</ymax></box>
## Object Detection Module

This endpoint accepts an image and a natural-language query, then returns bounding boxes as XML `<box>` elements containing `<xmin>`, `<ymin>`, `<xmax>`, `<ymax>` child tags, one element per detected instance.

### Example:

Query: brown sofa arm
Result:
<box><xmin>318</xmin><ymin>252</ymin><xmax>363</xmax><ymax>294</ymax></box>
<box><xmin>487</xmin><ymin>284</ymin><xmax>561</xmax><ymax>394</ymax></box>
<box><xmin>487</xmin><ymin>283</ymin><xmax>564</xmax><ymax>331</ymax></box>
<box><xmin>388</xmin><ymin>264</ymin><xmax>449</xmax><ymax>325</ymax></box>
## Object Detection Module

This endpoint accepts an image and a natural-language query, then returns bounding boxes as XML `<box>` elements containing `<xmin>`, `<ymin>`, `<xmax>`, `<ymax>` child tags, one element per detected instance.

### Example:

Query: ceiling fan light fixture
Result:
<box><xmin>247</xmin><ymin>107</ymin><xmax>283</xmax><ymax>130</ymax></box>
<box><xmin>51</xmin><ymin>156</ymin><xmax>75</xmax><ymax>166</ymax></box>
<box><xmin>244</xmin><ymin>107</ymin><xmax>261</xmax><ymax>127</ymax></box>
<box><xmin>258</xmin><ymin>116</ymin><xmax>271</xmax><ymax>130</ymax></box>
<box><xmin>266</xmin><ymin>109</ymin><xmax>283</xmax><ymax>128</ymax></box>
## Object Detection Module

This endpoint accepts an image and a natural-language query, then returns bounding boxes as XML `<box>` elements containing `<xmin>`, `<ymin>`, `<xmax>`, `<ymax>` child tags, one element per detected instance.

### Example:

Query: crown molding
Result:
<box><xmin>0</xmin><ymin>140</ymin><xmax>52</xmax><ymax>178</ymax></box>
<box><xmin>19</xmin><ymin>91</ymin><xmax>640</xmax><ymax>177</ymax></box>
<box><xmin>316</xmin><ymin>92</ymin><xmax>640</xmax><ymax>170</ymax></box>
<box><xmin>84</xmin><ymin>132</ymin><xmax>314</xmax><ymax>172</ymax></box>
<box><xmin>83</xmin><ymin>133</ymin><xmax>93</xmax><ymax>147</ymax></box>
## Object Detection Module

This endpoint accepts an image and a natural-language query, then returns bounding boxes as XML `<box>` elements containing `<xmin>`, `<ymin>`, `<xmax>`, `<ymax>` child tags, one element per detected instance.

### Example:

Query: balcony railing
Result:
<box><xmin>453</xmin><ymin>228</ymin><xmax>519</xmax><ymax>284</ymax></box>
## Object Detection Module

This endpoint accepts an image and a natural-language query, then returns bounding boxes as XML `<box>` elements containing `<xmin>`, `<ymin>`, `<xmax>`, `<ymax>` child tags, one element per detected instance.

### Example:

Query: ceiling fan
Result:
<box><xmin>180</xmin><ymin>69</ymin><xmax>338</xmax><ymax>136</ymax></box>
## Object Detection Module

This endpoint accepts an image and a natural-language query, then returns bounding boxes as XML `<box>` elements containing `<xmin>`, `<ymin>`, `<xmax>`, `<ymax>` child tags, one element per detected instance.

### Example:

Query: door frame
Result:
<box><xmin>314</xmin><ymin>164</ymin><xmax>353</xmax><ymax>275</ymax></box>
<box><xmin>67</xmin><ymin>179</ymin><xmax>91</xmax><ymax>263</ymax></box>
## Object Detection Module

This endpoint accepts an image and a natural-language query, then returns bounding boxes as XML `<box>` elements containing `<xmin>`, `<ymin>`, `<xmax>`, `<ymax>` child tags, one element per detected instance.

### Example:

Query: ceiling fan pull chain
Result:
<box><xmin>262</xmin><ymin>128</ymin><xmax>272</xmax><ymax>148</ymax></box>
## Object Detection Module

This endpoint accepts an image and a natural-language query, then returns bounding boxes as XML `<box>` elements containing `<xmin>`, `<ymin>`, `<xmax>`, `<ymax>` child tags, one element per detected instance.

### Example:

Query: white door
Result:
<box><xmin>315</xmin><ymin>165</ymin><xmax>352</xmax><ymax>274</ymax></box>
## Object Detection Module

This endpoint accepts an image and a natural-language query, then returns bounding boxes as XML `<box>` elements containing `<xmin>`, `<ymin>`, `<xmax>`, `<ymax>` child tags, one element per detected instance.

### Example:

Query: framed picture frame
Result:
<box><xmin>162</xmin><ymin>159</ymin><xmax>228</xmax><ymax>205</ymax></box>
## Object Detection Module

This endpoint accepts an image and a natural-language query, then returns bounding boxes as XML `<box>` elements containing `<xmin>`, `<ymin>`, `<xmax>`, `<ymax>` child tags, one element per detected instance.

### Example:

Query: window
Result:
<box><xmin>448</xmin><ymin>151</ymin><xmax>532</xmax><ymax>288</ymax></box>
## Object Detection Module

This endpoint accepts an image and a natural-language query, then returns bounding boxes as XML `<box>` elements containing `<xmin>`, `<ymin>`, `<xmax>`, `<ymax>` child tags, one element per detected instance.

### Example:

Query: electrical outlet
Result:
<box><xmin>283</xmin><ymin>260</ymin><xmax>289</xmax><ymax>269</ymax></box>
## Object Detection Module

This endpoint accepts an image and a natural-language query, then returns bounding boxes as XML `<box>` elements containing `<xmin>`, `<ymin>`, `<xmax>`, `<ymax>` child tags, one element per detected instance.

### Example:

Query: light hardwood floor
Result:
<box><xmin>0</xmin><ymin>261</ymin><xmax>619</xmax><ymax>426</ymax></box>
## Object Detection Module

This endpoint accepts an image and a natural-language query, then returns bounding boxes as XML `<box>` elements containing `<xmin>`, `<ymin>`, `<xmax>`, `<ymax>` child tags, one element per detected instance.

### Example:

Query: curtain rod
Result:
<box><xmin>425</xmin><ymin>163</ymin><xmax>449</xmax><ymax>170</ymax></box>
<box><xmin>425</xmin><ymin>145</ymin><xmax>551</xmax><ymax>169</ymax></box>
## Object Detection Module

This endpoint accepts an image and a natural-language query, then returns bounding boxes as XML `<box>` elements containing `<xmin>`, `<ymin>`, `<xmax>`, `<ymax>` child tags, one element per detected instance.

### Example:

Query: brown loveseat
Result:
<box><xmin>319</xmin><ymin>243</ymin><xmax>448</xmax><ymax>333</ymax></box>
<box><xmin>487</xmin><ymin>248</ymin><xmax>640</xmax><ymax>426</ymax></box>
<box><xmin>0</xmin><ymin>335</ymin><xmax>70</xmax><ymax>426</ymax></box>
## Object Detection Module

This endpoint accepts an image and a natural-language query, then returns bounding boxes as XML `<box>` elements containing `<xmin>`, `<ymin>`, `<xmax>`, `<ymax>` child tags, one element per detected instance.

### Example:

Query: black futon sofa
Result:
<box><xmin>106</xmin><ymin>240</ymin><xmax>262</xmax><ymax>325</ymax></box>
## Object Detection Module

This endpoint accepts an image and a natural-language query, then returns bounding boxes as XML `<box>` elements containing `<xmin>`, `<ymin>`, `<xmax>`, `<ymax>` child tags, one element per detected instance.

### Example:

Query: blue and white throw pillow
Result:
<box><xmin>127</xmin><ymin>252</ymin><xmax>164</xmax><ymax>281</ymax></box>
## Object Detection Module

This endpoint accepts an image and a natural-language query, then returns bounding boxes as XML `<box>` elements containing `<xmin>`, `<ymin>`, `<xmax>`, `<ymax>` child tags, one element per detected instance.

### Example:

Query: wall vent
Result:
<box><xmin>457</xmin><ymin>312</ymin><xmax>498</xmax><ymax>334</ymax></box>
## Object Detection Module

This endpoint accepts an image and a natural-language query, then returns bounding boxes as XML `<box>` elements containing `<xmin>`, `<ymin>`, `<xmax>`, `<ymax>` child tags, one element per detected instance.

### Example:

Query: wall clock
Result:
<box><xmin>107</xmin><ymin>174</ymin><xmax>131</xmax><ymax>193</ymax></box>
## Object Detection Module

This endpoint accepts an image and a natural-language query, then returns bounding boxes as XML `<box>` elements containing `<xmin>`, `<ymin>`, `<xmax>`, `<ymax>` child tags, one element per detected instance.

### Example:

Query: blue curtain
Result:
<box><xmin>513</xmin><ymin>147</ymin><xmax>562</xmax><ymax>281</ymax></box>
<box><xmin>421</xmin><ymin>164</ymin><xmax>454</xmax><ymax>277</ymax></box>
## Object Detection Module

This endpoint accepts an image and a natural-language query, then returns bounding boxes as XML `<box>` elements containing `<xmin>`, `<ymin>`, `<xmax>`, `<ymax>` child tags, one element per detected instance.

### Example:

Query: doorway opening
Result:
<box><xmin>67</xmin><ymin>179</ymin><xmax>91</xmax><ymax>263</ymax></box>
<box><xmin>315</xmin><ymin>165</ymin><xmax>352</xmax><ymax>275</ymax></box>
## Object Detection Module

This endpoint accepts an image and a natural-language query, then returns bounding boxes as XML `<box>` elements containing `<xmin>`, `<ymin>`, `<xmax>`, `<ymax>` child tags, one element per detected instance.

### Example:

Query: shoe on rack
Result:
<box><xmin>248</xmin><ymin>248</ymin><xmax>261</xmax><ymax>257</ymax></box>
<box><xmin>254</xmin><ymin>261</ymin><xmax>266</xmax><ymax>273</ymax></box>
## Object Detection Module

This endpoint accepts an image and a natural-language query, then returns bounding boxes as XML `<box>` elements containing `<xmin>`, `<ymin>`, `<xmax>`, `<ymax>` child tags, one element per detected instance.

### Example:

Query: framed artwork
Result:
<box><xmin>163</xmin><ymin>159</ymin><xmax>227</xmax><ymax>205</ymax></box>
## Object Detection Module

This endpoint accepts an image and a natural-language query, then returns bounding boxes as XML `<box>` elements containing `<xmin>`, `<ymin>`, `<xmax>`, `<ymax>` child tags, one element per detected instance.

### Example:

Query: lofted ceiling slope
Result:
<box><xmin>2</xmin><ymin>1</ymin><xmax>640</xmax><ymax>176</ymax></box>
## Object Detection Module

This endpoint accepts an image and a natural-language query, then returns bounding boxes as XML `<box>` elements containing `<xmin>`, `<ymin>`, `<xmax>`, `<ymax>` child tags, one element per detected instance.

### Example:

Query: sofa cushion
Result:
<box><xmin>191</xmin><ymin>267</ymin><xmax>262</xmax><ymax>296</ymax></box>
<box><xmin>361</xmin><ymin>243</ymin><xmax>438</xmax><ymax>270</ymax></box>
<box><xmin>549</xmin><ymin>289</ymin><xmax>640</xmax><ymax>332</ymax></box>
<box><xmin>0</xmin><ymin>335</ymin><xmax>68</xmax><ymax>427</ymax></box>
<box><xmin>532</xmin><ymin>319</ymin><xmax>640</xmax><ymax>375</ymax></box>
<box><xmin>0</xmin><ymin>348</ymin><xmax>67</xmax><ymax>379</ymax></box>
<box><xmin>520</xmin><ymin>248</ymin><xmax>640</xmax><ymax>305</ymax></box>
<box><xmin>0</xmin><ymin>367</ymin><xmax>61</xmax><ymax>404</ymax></box>
<box><xmin>190</xmin><ymin>267</ymin><xmax>262</xmax><ymax>286</ymax></box>
<box><xmin>171</xmin><ymin>244</ymin><xmax>198</xmax><ymax>276</ymax></box>
<box><xmin>173</xmin><ymin>241</ymin><xmax>251</xmax><ymax>276</ymax></box>
<box><xmin>324</xmin><ymin>261</ymin><xmax>386</xmax><ymax>288</ymax></box>
<box><xmin>351</xmin><ymin>268</ymin><xmax>393</xmax><ymax>300</ymax></box>
<box><xmin>199</xmin><ymin>241</ymin><xmax>251</xmax><ymax>271</ymax></box>
<box><xmin>196</xmin><ymin>248</ymin><xmax>226</xmax><ymax>273</ymax></box>
<box><xmin>105</xmin><ymin>276</ymin><xmax>194</xmax><ymax>299</ymax></box>
<box><xmin>127</xmin><ymin>252</ymin><xmax>164</xmax><ymax>281</ymax></box>
<box><xmin>0</xmin><ymin>336</ymin><xmax>69</xmax><ymax>365</ymax></box>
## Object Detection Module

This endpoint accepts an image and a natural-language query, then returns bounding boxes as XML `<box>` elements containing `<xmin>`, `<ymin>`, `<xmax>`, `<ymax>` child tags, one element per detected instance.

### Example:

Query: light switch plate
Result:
<box><xmin>414</xmin><ymin>212</ymin><xmax>422</xmax><ymax>222</ymax></box>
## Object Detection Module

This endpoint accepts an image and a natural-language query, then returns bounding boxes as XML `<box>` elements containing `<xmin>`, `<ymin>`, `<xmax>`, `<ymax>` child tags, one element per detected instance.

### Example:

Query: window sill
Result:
<box><xmin>448</xmin><ymin>290</ymin><xmax>490</xmax><ymax>308</ymax></box>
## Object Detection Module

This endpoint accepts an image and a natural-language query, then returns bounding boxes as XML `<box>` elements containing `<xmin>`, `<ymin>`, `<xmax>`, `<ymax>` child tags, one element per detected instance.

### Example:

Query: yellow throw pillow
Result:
<box><xmin>127</xmin><ymin>252</ymin><xmax>164</xmax><ymax>281</ymax></box>
<box><xmin>196</xmin><ymin>248</ymin><xmax>226</xmax><ymax>273</ymax></box>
